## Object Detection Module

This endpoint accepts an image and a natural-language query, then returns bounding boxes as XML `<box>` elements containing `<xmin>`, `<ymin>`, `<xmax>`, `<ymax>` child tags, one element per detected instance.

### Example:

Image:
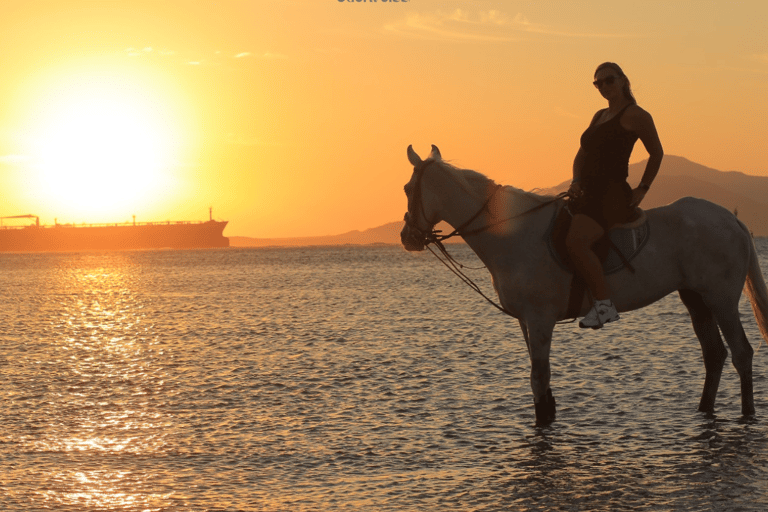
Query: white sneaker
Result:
<box><xmin>579</xmin><ymin>299</ymin><xmax>620</xmax><ymax>329</ymax></box>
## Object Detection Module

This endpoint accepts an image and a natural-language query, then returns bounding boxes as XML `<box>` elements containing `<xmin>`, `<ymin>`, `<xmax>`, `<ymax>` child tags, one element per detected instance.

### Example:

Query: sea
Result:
<box><xmin>2</xmin><ymin>240</ymin><xmax>768</xmax><ymax>512</ymax></box>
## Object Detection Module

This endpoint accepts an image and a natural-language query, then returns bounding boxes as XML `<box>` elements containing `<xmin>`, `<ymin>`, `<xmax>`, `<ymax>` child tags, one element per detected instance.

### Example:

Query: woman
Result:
<box><xmin>566</xmin><ymin>62</ymin><xmax>664</xmax><ymax>328</ymax></box>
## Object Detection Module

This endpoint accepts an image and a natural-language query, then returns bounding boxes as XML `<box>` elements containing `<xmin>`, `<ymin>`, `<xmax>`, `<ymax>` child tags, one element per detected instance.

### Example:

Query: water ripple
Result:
<box><xmin>1</xmin><ymin>243</ymin><xmax>767</xmax><ymax>510</ymax></box>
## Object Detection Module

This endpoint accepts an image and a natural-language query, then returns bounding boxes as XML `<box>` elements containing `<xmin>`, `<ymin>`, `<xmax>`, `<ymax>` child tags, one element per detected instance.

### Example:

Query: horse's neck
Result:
<box><xmin>432</xmin><ymin>175</ymin><xmax>536</xmax><ymax>234</ymax></box>
<box><xmin>430</xmin><ymin>174</ymin><xmax>487</xmax><ymax>231</ymax></box>
<box><xmin>429</xmin><ymin>172</ymin><xmax>550</xmax><ymax>265</ymax></box>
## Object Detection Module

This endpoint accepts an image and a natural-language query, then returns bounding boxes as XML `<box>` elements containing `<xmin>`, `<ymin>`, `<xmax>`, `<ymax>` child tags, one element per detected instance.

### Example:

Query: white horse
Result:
<box><xmin>401</xmin><ymin>145</ymin><xmax>768</xmax><ymax>426</ymax></box>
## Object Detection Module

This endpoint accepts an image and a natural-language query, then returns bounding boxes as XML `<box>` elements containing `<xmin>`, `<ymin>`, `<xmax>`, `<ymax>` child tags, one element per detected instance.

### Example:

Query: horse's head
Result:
<box><xmin>400</xmin><ymin>144</ymin><xmax>442</xmax><ymax>251</ymax></box>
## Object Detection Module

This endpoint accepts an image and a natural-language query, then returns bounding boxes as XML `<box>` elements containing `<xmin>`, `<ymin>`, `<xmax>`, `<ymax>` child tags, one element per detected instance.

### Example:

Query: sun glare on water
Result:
<box><xmin>22</xmin><ymin>72</ymin><xmax>185</xmax><ymax>222</ymax></box>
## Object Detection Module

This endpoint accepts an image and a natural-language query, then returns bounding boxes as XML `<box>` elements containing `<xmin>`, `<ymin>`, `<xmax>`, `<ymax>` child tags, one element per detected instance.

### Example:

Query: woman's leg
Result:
<box><xmin>565</xmin><ymin>213</ymin><xmax>610</xmax><ymax>300</ymax></box>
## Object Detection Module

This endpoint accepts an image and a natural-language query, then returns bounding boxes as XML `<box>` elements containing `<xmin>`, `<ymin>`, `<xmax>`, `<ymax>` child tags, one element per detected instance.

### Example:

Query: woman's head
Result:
<box><xmin>594</xmin><ymin>62</ymin><xmax>636</xmax><ymax>104</ymax></box>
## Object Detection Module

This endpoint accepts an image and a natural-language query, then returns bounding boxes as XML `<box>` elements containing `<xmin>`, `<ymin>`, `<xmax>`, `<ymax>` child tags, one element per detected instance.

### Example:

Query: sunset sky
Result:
<box><xmin>1</xmin><ymin>0</ymin><xmax>766</xmax><ymax>237</ymax></box>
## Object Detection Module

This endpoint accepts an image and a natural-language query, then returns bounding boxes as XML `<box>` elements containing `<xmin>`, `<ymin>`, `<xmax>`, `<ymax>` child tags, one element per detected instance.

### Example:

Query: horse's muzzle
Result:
<box><xmin>400</xmin><ymin>213</ymin><xmax>426</xmax><ymax>252</ymax></box>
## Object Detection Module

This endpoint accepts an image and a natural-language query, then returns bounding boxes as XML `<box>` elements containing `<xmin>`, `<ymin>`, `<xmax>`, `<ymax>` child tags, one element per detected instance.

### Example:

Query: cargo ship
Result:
<box><xmin>0</xmin><ymin>208</ymin><xmax>229</xmax><ymax>252</ymax></box>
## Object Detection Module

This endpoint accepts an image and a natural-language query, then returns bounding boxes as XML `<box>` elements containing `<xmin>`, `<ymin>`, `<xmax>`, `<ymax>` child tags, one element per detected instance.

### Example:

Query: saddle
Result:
<box><xmin>546</xmin><ymin>200</ymin><xmax>650</xmax><ymax>318</ymax></box>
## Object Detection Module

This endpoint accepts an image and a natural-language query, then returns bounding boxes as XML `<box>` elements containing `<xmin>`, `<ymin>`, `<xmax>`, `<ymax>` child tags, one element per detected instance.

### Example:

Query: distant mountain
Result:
<box><xmin>231</xmin><ymin>155</ymin><xmax>768</xmax><ymax>247</ymax></box>
<box><xmin>539</xmin><ymin>155</ymin><xmax>768</xmax><ymax>235</ymax></box>
<box><xmin>230</xmin><ymin>222</ymin><xmax>403</xmax><ymax>248</ymax></box>
<box><xmin>230</xmin><ymin>220</ymin><xmax>464</xmax><ymax>248</ymax></box>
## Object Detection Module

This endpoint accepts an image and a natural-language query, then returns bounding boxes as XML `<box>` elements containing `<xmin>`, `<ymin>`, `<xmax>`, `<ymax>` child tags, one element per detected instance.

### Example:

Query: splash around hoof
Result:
<box><xmin>534</xmin><ymin>388</ymin><xmax>557</xmax><ymax>427</ymax></box>
<box><xmin>738</xmin><ymin>414</ymin><xmax>758</xmax><ymax>425</ymax></box>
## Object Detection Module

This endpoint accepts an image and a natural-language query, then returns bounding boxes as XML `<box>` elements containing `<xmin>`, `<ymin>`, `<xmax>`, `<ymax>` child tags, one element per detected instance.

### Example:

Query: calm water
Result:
<box><xmin>1</xmin><ymin>241</ymin><xmax>768</xmax><ymax>511</ymax></box>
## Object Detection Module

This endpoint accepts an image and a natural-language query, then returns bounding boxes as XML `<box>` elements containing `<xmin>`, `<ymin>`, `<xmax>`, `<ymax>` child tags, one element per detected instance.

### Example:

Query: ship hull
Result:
<box><xmin>0</xmin><ymin>221</ymin><xmax>229</xmax><ymax>252</ymax></box>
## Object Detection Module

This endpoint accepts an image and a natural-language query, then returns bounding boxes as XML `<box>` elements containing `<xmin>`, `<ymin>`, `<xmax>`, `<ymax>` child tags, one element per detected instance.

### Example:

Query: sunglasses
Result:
<box><xmin>593</xmin><ymin>75</ymin><xmax>619</xmax><ymax>88</ymax></box>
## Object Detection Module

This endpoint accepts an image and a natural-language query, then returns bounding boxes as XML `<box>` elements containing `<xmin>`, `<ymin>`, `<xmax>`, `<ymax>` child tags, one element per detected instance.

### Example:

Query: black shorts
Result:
<box><xmin>569</xmin><ymin>180</ymin><xmax>633</xmax><ymax>230</ymax></box>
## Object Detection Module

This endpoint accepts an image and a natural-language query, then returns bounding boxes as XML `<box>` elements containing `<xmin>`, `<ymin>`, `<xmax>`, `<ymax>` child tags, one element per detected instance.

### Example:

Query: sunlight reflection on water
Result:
<box><xmin>1</xmin><ymin>242</ymin><xmax>767</xmax><ymax>510</ymax></box>
<box><xmin>2</xmin><ymin>253</ymin><xmax>179</xmax><ymax>510</ymax></box>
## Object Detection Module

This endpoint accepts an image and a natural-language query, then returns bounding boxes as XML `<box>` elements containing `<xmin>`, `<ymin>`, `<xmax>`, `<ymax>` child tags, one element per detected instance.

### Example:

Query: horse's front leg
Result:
<box><xmin>524</xmin><ymin>319</ymin><xmax>557</xmax><ymax>427</ymax></box>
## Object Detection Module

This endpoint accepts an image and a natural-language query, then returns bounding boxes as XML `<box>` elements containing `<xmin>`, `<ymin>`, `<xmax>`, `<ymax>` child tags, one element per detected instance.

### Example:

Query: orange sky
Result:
<box><xmin>1</xmin><ymin>0</ymin><xmax>766</xmax><ymax>237</ymax></box>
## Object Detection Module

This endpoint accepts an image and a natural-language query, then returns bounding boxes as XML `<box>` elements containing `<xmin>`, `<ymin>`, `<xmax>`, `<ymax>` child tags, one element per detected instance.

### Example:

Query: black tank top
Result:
<box><xmin>579</xmin><ymin>104</ymin><xmax>638</xmax><ymax>183</ymax></box>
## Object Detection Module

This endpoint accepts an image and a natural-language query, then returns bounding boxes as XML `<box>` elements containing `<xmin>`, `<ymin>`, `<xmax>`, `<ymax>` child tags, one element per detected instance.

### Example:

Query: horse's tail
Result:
<box><xmin>744</xmin><ymin>234</ymin><xmax>768</xmax><ymax>347</ymax></box>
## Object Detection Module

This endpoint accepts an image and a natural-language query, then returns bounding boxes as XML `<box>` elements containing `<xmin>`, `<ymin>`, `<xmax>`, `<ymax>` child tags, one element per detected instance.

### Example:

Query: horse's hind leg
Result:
<box><xmin>711</xmin><ymin>303</ymin><xmax>755</xmax><ymax>417</ymax></box>
<box><xmin>679</xmin><ymin>290</ymin><xmax>728</xmax><ymax>413</ymax></box>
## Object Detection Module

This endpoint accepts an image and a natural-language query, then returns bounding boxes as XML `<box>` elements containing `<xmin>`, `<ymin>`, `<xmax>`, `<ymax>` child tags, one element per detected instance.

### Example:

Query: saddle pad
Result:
<box><xmin>546</xmin><ymin>202</ymin><xmax>650</xmax><ymax>275</ymax></box>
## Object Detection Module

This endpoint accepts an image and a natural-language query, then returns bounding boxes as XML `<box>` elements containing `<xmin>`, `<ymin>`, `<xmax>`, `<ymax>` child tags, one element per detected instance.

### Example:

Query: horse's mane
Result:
<box><xmin>433</xmin><ymin>159</ymin><xmax>557</xmax><ymax>205</ymax></box>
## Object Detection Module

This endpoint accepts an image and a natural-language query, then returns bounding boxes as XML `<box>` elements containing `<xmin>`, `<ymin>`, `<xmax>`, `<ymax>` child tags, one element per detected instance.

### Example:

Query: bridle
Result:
<box><xmin>403</xmin><ymin>159</ymin><xmax>505</xmax><ymax>249</ymax></box>
<box><xmin>401</xmin><ymin>159</ymin><xmax>439</xmax><ymax>250</ymax></box>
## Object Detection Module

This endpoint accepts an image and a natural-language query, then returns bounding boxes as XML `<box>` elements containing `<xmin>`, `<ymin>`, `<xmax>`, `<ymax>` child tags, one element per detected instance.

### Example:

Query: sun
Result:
<box><xmin>23</xmin><ymin>71</ymin><xmax>185</xmax><ymax>221</ymax></box>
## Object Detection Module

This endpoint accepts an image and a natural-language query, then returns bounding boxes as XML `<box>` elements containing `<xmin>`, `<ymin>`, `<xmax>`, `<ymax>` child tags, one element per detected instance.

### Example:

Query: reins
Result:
<box><xmin>426</xmin><ymin>183</ymin><xmax>504</xmax><ymax>243</ymax></box>
<box><xmin>405</xmin><ymin>158</ymin><xmax>576</xmax><ymax>320</ymax></box>
<box><xmin>426</xmin><ymin>241</ymin><xmax>513</xmax><ymax>316</ymax></box>
<box><xmin>426</xmin><ymin>190</ymin><xmax>569</xmax><ymax>244</ymax></box>
<box><xmin>419</xmin><ymin>188</ymin><xmax>570</xmax><ymax>319</ymax></box>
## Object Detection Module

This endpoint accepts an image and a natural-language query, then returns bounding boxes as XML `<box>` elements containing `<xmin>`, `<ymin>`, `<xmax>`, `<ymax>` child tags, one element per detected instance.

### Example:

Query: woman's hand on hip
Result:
<box><xmin>568</xmin><ymin>181</ymin><xmax>583</xmax><ymax>198</ymax></box>
<box><xmin>630</xmin><ymin>187</ymin><xmax>647</xmax><ymax>207</ymax></box>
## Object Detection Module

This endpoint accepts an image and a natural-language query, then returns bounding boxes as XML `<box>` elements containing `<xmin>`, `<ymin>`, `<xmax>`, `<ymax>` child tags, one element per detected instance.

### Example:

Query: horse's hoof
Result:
<box><xmin>739</xmin><ymin>414</ymin><xmax>757</xmax><ymax>425</ymax></box>
<box><xmin>534</xmin><ymin>389</ymin><xmax>557</xmax><ymax>427</ymax></box>
<box><xmin>535</xmin><ymin>418</ymin><xmax>555</xmax><ymax>428</ymax></box>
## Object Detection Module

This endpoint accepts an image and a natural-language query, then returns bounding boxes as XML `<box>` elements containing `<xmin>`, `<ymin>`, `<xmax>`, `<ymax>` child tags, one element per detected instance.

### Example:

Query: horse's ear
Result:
<box><xmin>407</xmin><ymin>145</ymin><xmax>422</xmax><ymax>167</ymax></box>
<box><xmin>429</xmin><ymin>145</ymin><xmax>442</xmax><ymax>161</ymax></box>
